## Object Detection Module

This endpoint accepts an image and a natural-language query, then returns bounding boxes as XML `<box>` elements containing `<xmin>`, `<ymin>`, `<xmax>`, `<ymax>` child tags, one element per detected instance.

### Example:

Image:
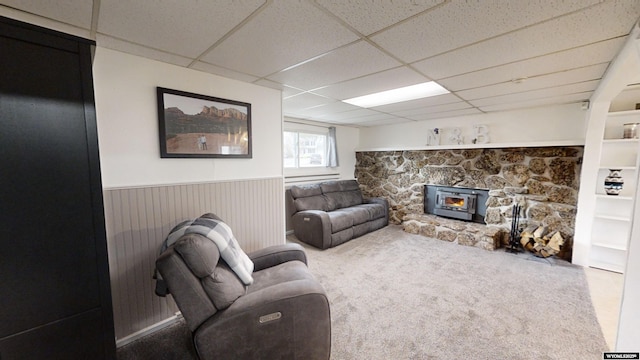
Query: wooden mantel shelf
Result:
<box><xmin>355</xmin><ymin>139</ymin><xmax>585</xmax><ymax>152</ymax></box>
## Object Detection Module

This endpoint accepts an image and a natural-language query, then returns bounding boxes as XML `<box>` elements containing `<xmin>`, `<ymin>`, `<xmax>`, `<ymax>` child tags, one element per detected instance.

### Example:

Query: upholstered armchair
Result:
<box><xmin>155</xmin><ymin>225</ymin><xmax>331</xmax><ymax>360</ymax></box>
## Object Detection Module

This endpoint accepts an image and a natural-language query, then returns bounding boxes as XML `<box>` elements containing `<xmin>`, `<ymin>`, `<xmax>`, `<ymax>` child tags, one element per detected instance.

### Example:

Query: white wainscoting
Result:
<box><xmin>103</xmin><ymin>177</ymin><xmax>285</xmax><ymax>341</ymax></box>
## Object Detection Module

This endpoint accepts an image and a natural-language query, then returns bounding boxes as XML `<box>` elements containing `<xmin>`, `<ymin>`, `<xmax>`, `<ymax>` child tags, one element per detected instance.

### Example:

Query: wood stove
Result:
<box><xmin>424</xmin><ymin>185</ymin><xmax>489</xmax><ymax>223</ymax></box>
<box><xmin>434</xmin><ymin>189</ymin><xmax>478</xmax><ymax>221</ymax></box>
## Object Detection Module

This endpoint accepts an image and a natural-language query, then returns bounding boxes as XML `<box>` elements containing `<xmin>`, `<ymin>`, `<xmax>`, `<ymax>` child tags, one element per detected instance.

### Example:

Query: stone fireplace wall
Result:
<box><xmin>355</xmin><ymin>147</ymin><xmax>583</xmax><ymax>244</ymax></box>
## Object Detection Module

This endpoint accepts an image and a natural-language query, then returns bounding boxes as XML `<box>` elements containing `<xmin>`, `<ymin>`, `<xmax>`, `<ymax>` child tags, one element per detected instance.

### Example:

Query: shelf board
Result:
<box><xmin>602</xmin><ymin>138</ymin><xmax>640</xmax><ymax>143</ymax></box>
<box><xmin>592</xmin><ymin>242</ymin><xmax>628</xmax><ymax>251</ymax></box>
<box><xmin>598</xmin><ymin>166</ymin><xmax>636</xmax><ymax>170</ymax></box>
<box><xmin>608</xmin><ymin>109</ymin><xmax>640</xmax><ymax>117</ymax></box>
<box><xmin>595</xmin><ymin>194</ymin><xmax>633</xmax><ymax>200</ymax></box>
<box><xmin>589</xmin><ymin>259</ymin><xmax>624</xmax><ymax>274</ymax></box>
<box><xmin>594</xmin><ymin>214</ymin><xmax>631</xmax><ymax>222</ymax></box>
<box><xmin>354</xmin><ymin>139</ymin><xmax>585</xmax><ymax>152</ymax></box>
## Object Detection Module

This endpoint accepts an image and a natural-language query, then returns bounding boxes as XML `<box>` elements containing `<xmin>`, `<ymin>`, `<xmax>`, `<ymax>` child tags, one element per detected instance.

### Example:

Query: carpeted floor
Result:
<box><xmin>118</xmin><ymin>225</ymin><xmax>608</xmax><ymax>359</ymax></box>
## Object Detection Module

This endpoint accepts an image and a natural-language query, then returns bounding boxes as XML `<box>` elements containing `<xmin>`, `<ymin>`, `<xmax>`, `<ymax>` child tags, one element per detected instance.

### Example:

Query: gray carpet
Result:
<box><xmin>294</xmin><ymin>225</ymin><xmax>608</xmax><ymax>360</ymax></box>
<box><xmin>118</xmin><ymin>225</ymin><xmax>608</xmax><ymax>359</ymax></box>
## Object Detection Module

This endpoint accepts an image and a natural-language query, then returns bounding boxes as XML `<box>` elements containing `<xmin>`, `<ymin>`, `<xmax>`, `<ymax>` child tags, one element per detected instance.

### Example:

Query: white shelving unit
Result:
<box><xmin>589</xmin><ymin>110</ymin><xmax>640</xmax><ymax>273</ymax></box>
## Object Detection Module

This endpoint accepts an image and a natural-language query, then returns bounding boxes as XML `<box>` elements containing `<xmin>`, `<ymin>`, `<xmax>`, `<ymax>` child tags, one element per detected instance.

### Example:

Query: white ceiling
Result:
<box><xmin>2</xmin><ymin>0</ymin><xmax>640</xmax><ymax>127</ymax></box>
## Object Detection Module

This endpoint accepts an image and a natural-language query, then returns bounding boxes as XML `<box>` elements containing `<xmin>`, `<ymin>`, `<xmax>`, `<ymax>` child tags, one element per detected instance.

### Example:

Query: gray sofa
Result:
<box><xmin>289</xmin><ymin>180</ymin><xmax>389</xmax><ymax>249</ymax></box>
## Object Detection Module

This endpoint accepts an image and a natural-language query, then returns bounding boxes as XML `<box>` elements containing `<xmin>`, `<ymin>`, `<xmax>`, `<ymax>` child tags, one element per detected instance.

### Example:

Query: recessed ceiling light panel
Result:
<box><xmin>343</xmin><ymin>81</ymin><xmax>450</xmax><ymax>108</ymax></box>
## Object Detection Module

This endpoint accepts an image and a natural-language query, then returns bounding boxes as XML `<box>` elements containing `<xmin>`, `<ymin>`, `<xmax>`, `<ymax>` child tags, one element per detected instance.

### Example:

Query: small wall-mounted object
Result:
<box><xmin>581</xmin><ymin>101</ymin><xmax>590</xmax><ymax>110</ymax></box>
<box><xmin>623</xmin><ymin>123</ymin><xmax>640</xmax><ymax>139</ymax></box>
<box><xmin>635</xmin><ymin>103</ymin><xmax>640</xmax><ymax>110</ymax></box>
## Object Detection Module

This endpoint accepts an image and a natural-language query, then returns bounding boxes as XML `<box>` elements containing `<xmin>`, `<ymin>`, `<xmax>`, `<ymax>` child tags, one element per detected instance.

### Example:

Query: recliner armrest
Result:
<box><xmin>248</xmin><ymin>243</ymin><xmax>308</xmax><ymax>271</ymax></box>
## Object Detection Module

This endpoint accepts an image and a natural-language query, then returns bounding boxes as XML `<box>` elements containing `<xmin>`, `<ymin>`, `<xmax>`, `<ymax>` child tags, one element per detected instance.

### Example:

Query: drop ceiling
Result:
<box><xmin>2</xmin><ymin>0</ymin><xmax>639</xmax><ymax>127</ymax></box>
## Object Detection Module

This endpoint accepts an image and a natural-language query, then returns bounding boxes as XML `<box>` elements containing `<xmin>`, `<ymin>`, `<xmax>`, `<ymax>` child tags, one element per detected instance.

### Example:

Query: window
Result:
<box><xmin>284</xmin><ymin>130</ymin><xmax>327</xmax><ymax>168</ymax></box>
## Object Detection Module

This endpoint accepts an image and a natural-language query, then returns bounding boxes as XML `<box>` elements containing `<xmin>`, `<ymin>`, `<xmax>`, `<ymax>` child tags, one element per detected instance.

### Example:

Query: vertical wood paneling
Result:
<box><xmin>104</xmin><ymin>177</ymin><xmax>284</xmax><ymax>340</ymax></box>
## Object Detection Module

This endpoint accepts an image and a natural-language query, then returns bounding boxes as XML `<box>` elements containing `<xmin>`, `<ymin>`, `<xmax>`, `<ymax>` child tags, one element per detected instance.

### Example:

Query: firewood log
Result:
<box><xmin>521</xmin><ymin>225</ymin><xmax>538</xmax><ymax>238</ymax></box>
<box><xmin>547</xmin><ymin>232</ymin><xmax>564</xmax><ymax>252</ymax></box>
<box><xmin>534</xmin><ymin>237</ymin><xmax>546</xmax><ymax>245</ymax></box>
<box><xmin>520</xmin><ymin>236</ymin><xmax>532</xmax><ymax>247</ymax></box>
<box><xmin>533</xmin><ymin>226</ymin><xmax>546</xmax><ymax>239</ymax></box>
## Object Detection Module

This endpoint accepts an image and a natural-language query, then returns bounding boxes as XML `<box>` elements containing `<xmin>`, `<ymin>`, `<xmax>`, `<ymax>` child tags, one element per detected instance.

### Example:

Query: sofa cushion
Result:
<box><xmin>324</xmin><ymin>190</ymin><xmax>362</xmax><ymax>209</ymax></box>
<box><xmin>174</xmin><ymin>233</ymin><xmax>246</xmax><ymax>310</ymax></box>
<box><xmin>327</xmin><ymin>210</ymin><xmax>354</xmax><ymax>233</ymax></box>
<box><xmin>321</xmin><ymin>180</ymin><xmax>363</xmax><ymax>209</ymax></box>
<box><xmin>290</xmin><ymin>184</ymin><xmax>322</xmax><ymax>198</ymax></box>
<box><xmin>201</xmin><ymin>263</ymin><xmax>247</xmax><ymax>310</ymax></box>
<box><xmin>357</xmin><ymin>203</ymin><xmax>387</xmax><ymax>220</ymax></box>
<box><xmin>338</xmin><ymin>206</ymin><xmax>370</xmax><ymax>225</ymax></box>
<box><xmin>247</xmin><ymin>260</ymin><xmax>314</xmax><ymax>294</ymax></box>
<box><xmin>174</xmin><ymin>234</ymin><xmax>220</xmax><ymax>277</ymax></box>
<box><xmin>294</xmin><ymin>195</ymin><xmax>331</xmax><ymax>212</ymax></box>
<box><xmin>320</xmin><ymin>179</ymin><xmax>360</xmax><ymax>192</ymax></box>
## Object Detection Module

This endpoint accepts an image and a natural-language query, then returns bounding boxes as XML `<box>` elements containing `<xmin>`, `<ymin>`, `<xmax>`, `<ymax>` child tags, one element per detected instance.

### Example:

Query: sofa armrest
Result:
<box><xmin>292</xmin><ymin>210</ymin><xmax>332</xmax><ymax>249</ymax></box>
<box><xmin>248</xmin><ymin>243</ymin><xmax>307</xmax><ymax>271</ymax></box>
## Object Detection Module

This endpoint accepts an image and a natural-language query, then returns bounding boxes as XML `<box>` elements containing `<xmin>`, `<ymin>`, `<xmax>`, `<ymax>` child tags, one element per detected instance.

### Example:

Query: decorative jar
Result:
<box><xmin>623</xmin><ymin>123</ymin><xmax>640</xmax><ymax>139</ymax></box>
<box><xmin>604</xmin><ymin>169</ymin><xmax>624</xmax><ymax>195</ymax></box>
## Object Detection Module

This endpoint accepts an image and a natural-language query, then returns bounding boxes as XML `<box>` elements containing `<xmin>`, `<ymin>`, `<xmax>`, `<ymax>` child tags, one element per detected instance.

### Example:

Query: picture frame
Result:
<box><xmin>157</xmin><ymin>87</ymin><xmax>252</xmax><ymax>158</ymax></box>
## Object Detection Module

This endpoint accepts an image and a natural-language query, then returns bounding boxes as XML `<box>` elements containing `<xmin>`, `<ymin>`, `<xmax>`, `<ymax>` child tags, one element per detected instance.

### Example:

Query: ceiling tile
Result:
<box><xmin>438</xmin><ymin>37</ymin><xmax>626</xmax><ymax>91</ymax></box>
<box><xmin>356</xmin><ymin>118</ymin><xmax>415</xmax><ymax>127</ymax></box>
<box><xmin>299</xmin><ymin>101</ymin><xmax>362</xmax><ymax>117</ymax></box>
<box><xmin>412</xmin><ymin>1</ymin><xmax>640</xmax><ymax>79</ymax></box>
<box><xmin>283</xmin><ymin>92</ymin><xmax>333</xmax><ymax>113</ymax></box>
<box><xmin>339</xmin><ymin>112</ymin><xmax>401</xmax><ymax>123</ymax></box>
<box><xmin>96</xmin><ymin>34</ymin><xmax>193</xmax><ymax>67</ymax></box>
<box><xmin>252</xmin><ymin>79</ymin><xmax>287</xmax><ymax>91</ymax></box>
<box><xmin>477</xmin><ymin>92</ymin><xmax>592</xmax><ymax>112</ymax></box>
<box><xmin>310</xmin><ymin>66</ymin><xmax>427</xmax><ymax>100</ymax></box>
<box><xmin>98</xmin><ymin>0</ymin><xmax>265</xmax><ymax>58</ymax></box>
<box><xmin>0</xmin><ymin>0</ymin><xmax>93</xmax><ymax>28</ymax></box>
<box><xmin>456</xmin><ymin>63</ymin><xmax>609</xmax><ymax>101</ymax></box>
<box><xmin>200</xmin><ymin>0</ymin><xmax>359</xmax><ymax>77</ymax></box>
<box><xmin>396</xmin><ymin>102</ymin><xmax>473</xmax><ymax>120</ymax></box>
<box><xmin>191</xmin><ymin>61</ymin><xmax>259</xmax><ymax>83</ymax></box>
<box><xmin>315</xmin><ymin>0</ymin><xmax>444</xmax><ymax>36</ymax></box>
<box><xmin>313</xmin><ymin>108</ymin><xmax>382</xmax><ymax>121</ymax></box>
<box><xmin>470</xmin><ymin>80</ymin><xmax>598</xmax><ymax>107</ymax></box>
<box><xmin>0</xmin><ymin>5</ymin><xmax>91</xmax><ymax>38</ymax></box>
<box><xmin>267</xmin><ymin>40</ymin><xmax>401</xmax><ymax>90</ymax></box>
<box><xmin>412</xmin><ymin>108</ymin><xmax>483</xmax><ymax>121</ymax></box>
<box><xmin>371</xmin><ymin>0</ymin><xmax>601</xmax><ymax>63</ymax></box>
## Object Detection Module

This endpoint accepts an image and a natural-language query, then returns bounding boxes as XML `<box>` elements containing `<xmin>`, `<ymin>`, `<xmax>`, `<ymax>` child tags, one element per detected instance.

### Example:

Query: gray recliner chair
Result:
<box><xmin>155</xmin><ymin>223</ymin><xmax>331</xmax><ymax>359</ymax></box>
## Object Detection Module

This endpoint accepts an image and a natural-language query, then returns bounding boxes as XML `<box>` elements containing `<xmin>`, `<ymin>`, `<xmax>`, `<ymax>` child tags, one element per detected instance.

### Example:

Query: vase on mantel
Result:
<box><xmin>604</xmin><ymin>169</ymin><xmax>624</xmax><ymax>195</ymax></box>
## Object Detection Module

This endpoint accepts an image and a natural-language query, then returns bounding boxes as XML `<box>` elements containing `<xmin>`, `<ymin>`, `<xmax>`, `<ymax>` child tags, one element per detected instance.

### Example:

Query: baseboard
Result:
<box><xmin>116</xmin><ymin>313</ymin><xmax>182</xmax><ymax>348</ymax></box>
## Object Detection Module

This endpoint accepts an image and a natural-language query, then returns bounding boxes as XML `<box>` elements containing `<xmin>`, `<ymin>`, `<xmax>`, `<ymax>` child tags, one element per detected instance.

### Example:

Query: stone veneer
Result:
<box><xmin>355</xmin><ymin>147</ymin><xmax>583</xmax><ymax>254</ymax></box>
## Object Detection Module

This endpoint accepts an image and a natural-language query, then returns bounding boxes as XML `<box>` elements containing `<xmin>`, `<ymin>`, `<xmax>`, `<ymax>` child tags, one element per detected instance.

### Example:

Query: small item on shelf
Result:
<box><xmin>623</xmin><ymin>123</ymin><xmax>640</xmax><ymax>139</ymax></box>
<box><xmin>604</xmin><ymin>169</ymin><xmax>624</xmax><ymax>195</ymax></box>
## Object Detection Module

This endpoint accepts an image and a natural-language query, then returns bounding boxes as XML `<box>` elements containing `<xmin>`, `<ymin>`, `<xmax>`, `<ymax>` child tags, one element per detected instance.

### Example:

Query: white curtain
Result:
<box><xmin>326</xmin><ymin>126</ymin><xmax>339</xmax><ymax>167</ymax></box>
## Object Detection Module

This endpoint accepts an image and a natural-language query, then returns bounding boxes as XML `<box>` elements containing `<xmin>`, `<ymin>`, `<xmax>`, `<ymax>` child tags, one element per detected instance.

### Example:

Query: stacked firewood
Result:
<box><xmin>519</xmin><ymin>225</ymin><xmax>565</xmax><ymax>258</ymax></box>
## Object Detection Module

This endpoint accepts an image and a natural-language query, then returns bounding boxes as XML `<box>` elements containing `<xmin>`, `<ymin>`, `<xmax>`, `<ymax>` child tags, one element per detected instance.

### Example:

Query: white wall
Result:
<box><xmin>93</xmin><ymin>47</ymin><xmax>283</xmax><ymax>188</ymax></box>
<box><xmin>358</xmin><ymin>103</ymin><xmax>588</xmax><ymax>149</ymax></box>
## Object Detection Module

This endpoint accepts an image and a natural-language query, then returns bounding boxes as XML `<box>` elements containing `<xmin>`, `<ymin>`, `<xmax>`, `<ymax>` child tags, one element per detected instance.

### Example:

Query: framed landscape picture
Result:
<box><xmin>157</xmin><ymin>87</ymin><xmax>252</xmax><ymax>158</ymax></box>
